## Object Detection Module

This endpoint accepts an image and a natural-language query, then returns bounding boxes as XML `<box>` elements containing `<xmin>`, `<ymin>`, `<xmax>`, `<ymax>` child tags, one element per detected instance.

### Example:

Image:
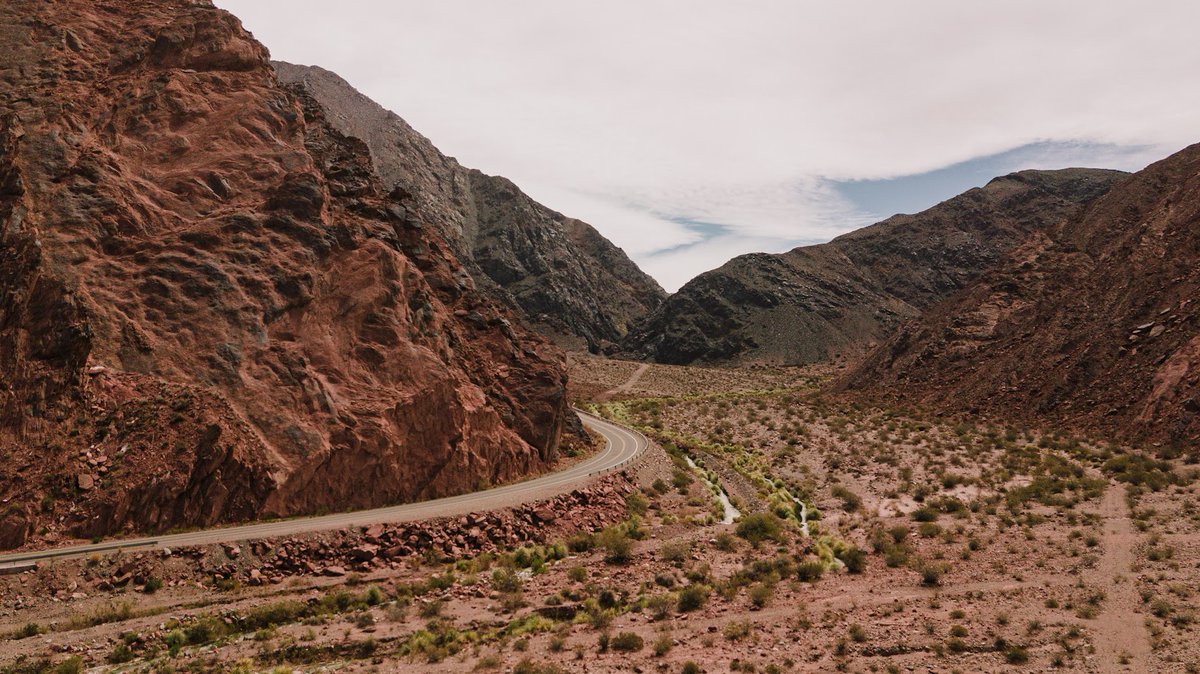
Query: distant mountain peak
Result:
<box><xmin>273</xmin><ymin>61</ymin><xmax>665</xmax><ymax>352</ymax></box>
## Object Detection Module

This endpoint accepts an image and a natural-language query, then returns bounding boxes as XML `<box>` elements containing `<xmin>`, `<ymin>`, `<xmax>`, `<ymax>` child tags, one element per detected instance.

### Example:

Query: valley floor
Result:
<box><xmin>1</xmin><ymin>357</ymin><xmax>1197</xmax><ymax>673</ymax></box>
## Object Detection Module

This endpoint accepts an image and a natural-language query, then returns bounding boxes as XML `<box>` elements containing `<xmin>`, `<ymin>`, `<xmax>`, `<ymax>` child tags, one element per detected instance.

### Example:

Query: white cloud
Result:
<box><xmin>216</xmin><ymin>0</ymin><xmax>1200</xmax><ymax>291</ymax></box>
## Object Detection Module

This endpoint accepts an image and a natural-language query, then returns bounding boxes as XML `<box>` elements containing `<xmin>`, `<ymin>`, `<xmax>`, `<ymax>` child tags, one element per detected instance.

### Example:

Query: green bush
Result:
<box><xmin>736</xmin><ymin>512</ymin><xmax>782</xmax><ymax>545</ymax></box>
<box><xmin>626</xmin><ymin>492</ymin><xmax>649</xmax><ymax>516</ymax></box>
<box><xmin>106</xmin><ymin>643</ymin><xmax>135</xmax><ymax>664</ymax></box>
<box><xmin>677</xmin><ymin>584</ymin><xmax>710</xmax><ymax>612</ymax></box>
<box><xmin>1004</xmin><ymin>644</ymin><xmax>1029</xmax><ymax>664</ymax></box>
<box><xmin>610</xmin><ymin>631</ymin><xmax>644</xmax><ymax>652</ymax></box>
<box><xmin>598</xmin><ymin>527</ymin><xmax>634</xmax><ymax>565</ymax></box>
<box><xmin>513</xmin><ymin>659</ymin><xmax>567</xmax><ymax>674</ymax></box>
<box><xmin>53</xmin><ymin>657</ymin><xmax>84</xmax><ymax>674</ymax></box>
<box><xmin>749</xmin><ymin>582</ymin><xmax>774</xmax><ymax>608</ymax></box>
<box><xmin>837</xmin><ymin>547</ymin><xmax>867</xmax><ymax>574</ymax></box>
<box><xmin>912</xmin><ymin>507</ymin><xmax>938</xmax><ymax>522</ymax></box>
<box><xmin>919</xmin><ymin>563</ymin><xmax>943</xmax><ymax>587</ymax></box>
<box><xmin>492</xmin><ymin>567</ymin><xmax>523</xmax><ymax>593</ymax></box>
<box><xmin>795</xmin><ymin>559</ymin><xmax>824</xmax><ymax>582</ymax></box>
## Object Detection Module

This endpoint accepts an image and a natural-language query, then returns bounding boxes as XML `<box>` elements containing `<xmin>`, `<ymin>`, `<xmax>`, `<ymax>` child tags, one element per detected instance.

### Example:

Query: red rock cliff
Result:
<box><xmin>0</xmin><ymin>0</ymin><xmax>575</xmax><ymax>549</ymax></box>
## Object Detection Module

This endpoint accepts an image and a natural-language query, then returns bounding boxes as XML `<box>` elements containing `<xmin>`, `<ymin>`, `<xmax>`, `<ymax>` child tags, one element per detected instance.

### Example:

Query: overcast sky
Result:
<box><xmin>216</xmin><ymin>1</ymin><xmax>1200</xmax><ymax>291</ymax></box>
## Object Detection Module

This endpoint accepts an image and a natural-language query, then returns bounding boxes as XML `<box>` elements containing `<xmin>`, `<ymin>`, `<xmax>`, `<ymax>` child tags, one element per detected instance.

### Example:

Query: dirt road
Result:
<box><xmin>0</xmin><ymin>411</ymin><xmax>646</xmax><ymax>569</ymax></box>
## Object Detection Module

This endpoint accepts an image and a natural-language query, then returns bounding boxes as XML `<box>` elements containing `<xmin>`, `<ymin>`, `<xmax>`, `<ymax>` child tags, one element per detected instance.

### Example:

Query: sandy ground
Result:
<box><xmin>1</xmin><ymin>358</ymin><xmax>1197</xmax><ymax>673</ymax></box>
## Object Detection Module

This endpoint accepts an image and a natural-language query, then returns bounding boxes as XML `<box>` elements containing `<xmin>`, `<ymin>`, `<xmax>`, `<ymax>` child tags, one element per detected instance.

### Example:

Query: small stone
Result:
<box><xmin>77</xmin><ymin>474</ymin><xmax>95</xmax><ymax>491</ymax></box>
<box><xmin>322</xmin><ymin>565</ymin><xmax>346</xmax><ymax>577</ymax></box>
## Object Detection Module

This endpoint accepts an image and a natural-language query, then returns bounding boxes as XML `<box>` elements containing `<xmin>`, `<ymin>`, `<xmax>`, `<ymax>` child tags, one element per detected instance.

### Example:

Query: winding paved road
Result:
<box><xmin>0</xmin><ymin>410</ymin><xmax>645</xmax><ymax>570</ymax></box>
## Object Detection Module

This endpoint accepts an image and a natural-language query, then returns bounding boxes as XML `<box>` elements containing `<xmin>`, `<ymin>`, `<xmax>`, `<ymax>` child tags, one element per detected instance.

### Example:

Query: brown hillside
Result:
<box><xmin>0</xmin><ymin>0</ymin><xmax>576</xmax><ymax>549</ymax></box>
<box><xmin>273</xmin><ymin>63</ymin><xmax>666</xmax><ymax>352</ymax></box>
<box><xmin>841</xmin><ymin>143</ymin><xmax>1200</xmax><ymax>448</ymax></box>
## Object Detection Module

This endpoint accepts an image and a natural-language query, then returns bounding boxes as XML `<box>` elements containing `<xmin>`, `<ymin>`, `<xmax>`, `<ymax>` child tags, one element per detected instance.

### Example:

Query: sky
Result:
<box><xmin>216</xmin><ymin>1</ymin><xmax>1200</xmax><ymax>292</ymax></box>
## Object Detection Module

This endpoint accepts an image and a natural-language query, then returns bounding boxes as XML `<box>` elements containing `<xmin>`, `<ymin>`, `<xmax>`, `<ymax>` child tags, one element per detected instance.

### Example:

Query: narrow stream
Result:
<box><xmin>793</xmin><ymin>497</ymin><xmax>810</xmax><ymax>538</ymax></box>
<box><xmin>684</xmin><ymin>455</ymin><xmax>741</xmax><ymax>524</ymax></box>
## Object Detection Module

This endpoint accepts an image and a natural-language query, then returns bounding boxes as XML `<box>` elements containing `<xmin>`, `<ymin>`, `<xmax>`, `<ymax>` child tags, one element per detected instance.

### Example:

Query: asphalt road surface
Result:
<box><xmin>0</xmin><ymin>410</ymin><xmax>645</xmax><ymax>570</ymax></box>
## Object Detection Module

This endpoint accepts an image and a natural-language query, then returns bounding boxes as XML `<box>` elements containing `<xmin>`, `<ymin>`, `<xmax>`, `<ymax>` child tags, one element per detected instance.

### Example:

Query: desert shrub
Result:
<box><xmin>364</xmin><ymin>585</ymin><xmax>386</xmax><ymax>606</ymax></box>
<box><xmin>654</xmin><ymin>634</ymin><xmax>674</xmax><ymax>656</ymax></box>
<box><xmin>512</xmin><ymin>659</ymin><xmax>567</xmax><ymax>674</ymax></box>
<box><xmin>912</xmin><ymin>507</ymin><xmax>938</xmax><ymax>522</ymax></box>
<box><xmin>1103</xmin><ymin>454</ymin><xmax>1177</xmax><ymax>491</ymax></box>
<box><xmin>659</xmin><ymin>541</ymin><xmax>691</xmax><ymax>564</ymax></box>
<box><xmin>1004</xmin><ymin>644</ymin><xmax>1030</xmax><ymax>664</ymax></box>
<box><xmin>626</xmin><ymin>492</ymin><xmax>649</xmax><ymax>516</ymax></box>
<box><xmin>677</xmin><ymin>584</ymin><xmax>710</xmax><ymax>612</ymax></box>
<box><xmin>106</xmin><ymin>643</ymin><xmax>135</xmax><ymax>664</ymax></box>
<box><xmin>736</xmin><ymin>512</ymin><xmax>782</xmax><ymax>545</ymax></box>
<box><xmin>795</xmin><ymin>559</ymin><xmax>824</xmax><ymax>582</ymax></box>
<box><xmin>647</xmin><ymin>593</ymin><xmax>674</xmax><ymax>620</ymax></box>
<box><xmin>918</xmin><ymin>522</ymin><xmax>942</xmax><ymax>537</ymax></box>
<box><xmin>749</xmin><ymin>582</ymin><xmax>774</xmax><ymax>608</ymax></box>
<box><xmin>185</xmin><ymin>616</ymin><xmax>228</xmax><ymax>645</ymax></box>
<box><xmin>492</xmin><ymin>567</ymin><xmax>523</xmax><ymax>593</ymax></box>
<box><xmin>724</xmin><ymin>620</ymin><xmax>753</xmax><ymax>641</ymax></box>
<box><xmin>68</xmin><ymin>601</ymin><xmax>135</xmax><ymax>629</ymax></box>
<box><xmin>566</xmin><ymin>533</ymin><xmax>594</xmax><ymax>553</ymax></box>
<box><xmin>831</xmin><ymin>485</ymin><xmax>862</xmax><ymax>512</ymax></box>
<box><xmin>164</xmin><ymin>629</ymin><xmax>187</xmax><ymax>656</ymax></box>
<box><xmin>598</xmin><ymin>527</ymin><xmax>634</xmax><ymax>564</ymax></box>
<box><xmin>837</xmin><ymin>546</ymin><xmax>867</xmax><ymax>574</ymax></box>
<box><xmin>610</xmin><ymin>631</ymin><xmax>644</xmax><ymax>652</ymax></box>
<box><xmin>53</xmin><ymin>657</ymin><xmax>84</xmax><ymax>674</ymax></box>
<box><xmin>918</xmin><ymin>563</ymin><xmax>943</xmax><ymax>586</ymax></box>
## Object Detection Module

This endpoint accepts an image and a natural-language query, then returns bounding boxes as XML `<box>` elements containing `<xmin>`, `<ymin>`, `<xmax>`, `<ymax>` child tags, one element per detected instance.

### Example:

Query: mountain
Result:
<box><xmin>841</xmin><ymin>144</ymin><xmax>1200</xmax><ymax>448</ymax></box>
<box><xmin>621</xmin><ymin>169</ymin><xmax>1126</xmax><ymax>365</ymax></box>
<box><xmin>0</xmin><ymin>0</ymin><xmax>579</xmax><ymax>549</ymax></box>
<box><xmin>273</xmin><ymin>63</ymin><xmax>666</xmax><ymax>352</ymax></box>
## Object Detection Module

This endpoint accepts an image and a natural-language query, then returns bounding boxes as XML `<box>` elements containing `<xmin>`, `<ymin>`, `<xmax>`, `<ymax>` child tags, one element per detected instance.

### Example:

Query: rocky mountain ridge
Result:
<box><xmin>841</xmin><ymin>143</ymin><xmax>1200</xmax><ymax>448</ymax></box>
<box><xmin>0</xmin><ymin>0</ymin><xmax>577</xmax><ymax>549</ymax></box>
<box><xmin>273</xmin><ymin>62</ymin><xmax>666</xmax><ymax>352</ymax></box>
<box><xmin>621</xmin><ymin>168</ymin><xmax>1127</xmax><ymax>365</ymax></box>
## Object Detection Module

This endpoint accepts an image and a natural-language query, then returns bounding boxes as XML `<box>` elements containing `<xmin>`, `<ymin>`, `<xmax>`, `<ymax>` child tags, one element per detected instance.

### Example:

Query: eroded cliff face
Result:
<box><xmin>273</xmin><ymin>63</ymin><xmax>666</xmax><ymax>352</ymax></box>
<box><xmin>621</xmin><ymin>169</ymin><xmax>1126</xmax><ymax>366</ymax></box>
<box><xmin>0</xmin><ymin>0</ymin><xmax>575</xmax><ymax>549</ymax></box>
<box><xmin>841</xmin><ymin>144</ymin><xmax>1200</xmax><ymax>449</ymax></box>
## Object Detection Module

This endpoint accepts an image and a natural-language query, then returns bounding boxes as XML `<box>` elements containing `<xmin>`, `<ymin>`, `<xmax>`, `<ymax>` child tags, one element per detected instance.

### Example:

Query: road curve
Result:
<box><xmin>0</xmin><ymin>410</ymin><xmax>646</xmax><ymax>569</ymax></box>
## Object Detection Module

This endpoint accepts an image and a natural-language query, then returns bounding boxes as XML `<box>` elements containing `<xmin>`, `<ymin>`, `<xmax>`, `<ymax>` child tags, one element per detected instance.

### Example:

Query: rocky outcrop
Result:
<box><xmin>0</xmin><ymin>0</ymin><xmax>578</xmax><ymax>548</ymax></box>
<box><xmin>622</xmin><ymin>169</ymin><xmax>1126</xmax><ymax>365</ymax></box>
<box><xmin>841</xmin><ymin>143</ymin><xmax>1200</xmax><ymax>448</ymax></box>
<box><xmin>273</xmin><ymin>63</ymin><xmax>666</xmax><ymax>352</ymax></box>
<box><xmin>77</xmin><ymin>474</ymin><xmax>635</xmax><ymax>592</ymax></box>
